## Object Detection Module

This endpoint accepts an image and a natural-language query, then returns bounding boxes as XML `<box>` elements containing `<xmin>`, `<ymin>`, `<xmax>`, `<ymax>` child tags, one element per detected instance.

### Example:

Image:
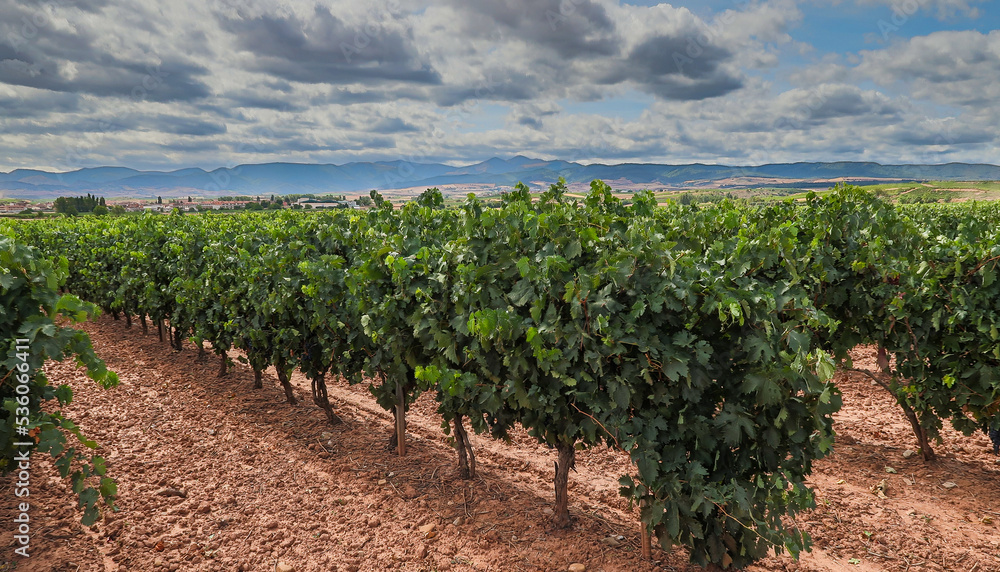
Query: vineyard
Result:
<box><xmin>3</xmin><ymin>182</ymin><xmax>1000</xmax><ymax>570</ymax></box>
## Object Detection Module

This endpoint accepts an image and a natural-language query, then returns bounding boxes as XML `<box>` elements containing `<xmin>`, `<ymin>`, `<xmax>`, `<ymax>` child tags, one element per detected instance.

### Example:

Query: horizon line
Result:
<box><xmin>5</xmin><ymin>157</ymin><xmax>1000</xmax><ymax>176</ymax></box>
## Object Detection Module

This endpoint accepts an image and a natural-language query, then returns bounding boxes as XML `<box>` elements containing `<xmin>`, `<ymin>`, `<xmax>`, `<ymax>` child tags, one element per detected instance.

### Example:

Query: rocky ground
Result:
<box><xmin>2</xmin><ymin>317</ymin><xmax>1000</xmax><ymax>571</ymax></box>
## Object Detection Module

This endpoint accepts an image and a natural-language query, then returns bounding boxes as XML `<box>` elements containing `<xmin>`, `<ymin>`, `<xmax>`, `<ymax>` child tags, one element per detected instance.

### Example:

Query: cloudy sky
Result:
<box><xmin>1</xmin><ymin>0</ymin><xmax>998</xmax><ymax>171</ymax></box>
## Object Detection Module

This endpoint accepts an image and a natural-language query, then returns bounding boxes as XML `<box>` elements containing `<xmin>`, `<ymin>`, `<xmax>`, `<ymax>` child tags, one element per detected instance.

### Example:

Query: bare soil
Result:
<box><xmin>3</xmin><ymin>319</ymin><xmax>1000</xmax><ymax>571</ymax></box>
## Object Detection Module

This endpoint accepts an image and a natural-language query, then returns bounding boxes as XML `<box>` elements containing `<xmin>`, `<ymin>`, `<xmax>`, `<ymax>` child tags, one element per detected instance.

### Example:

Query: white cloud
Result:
<box><xmin>856</xmin><ymin>30</ymin><xmax>1000</xmax><ymax>107</ymax></box>
<box><xmin>0</xmin><ymin>0</ymin><xmax>996</xmax><ymax>170</ymax></box>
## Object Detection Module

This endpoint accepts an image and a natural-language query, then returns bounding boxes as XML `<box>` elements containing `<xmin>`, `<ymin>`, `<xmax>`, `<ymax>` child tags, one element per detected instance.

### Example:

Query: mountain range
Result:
<box><xmin>3</xmin><ymin>157</ymin><xmax>1000</xmax><ymax>200</ymax></box>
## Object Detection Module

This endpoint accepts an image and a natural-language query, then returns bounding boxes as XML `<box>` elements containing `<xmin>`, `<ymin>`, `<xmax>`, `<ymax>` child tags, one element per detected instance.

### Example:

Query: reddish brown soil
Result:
<box><xmin>3</xmin><ymin>319</ymin><xmax>1000</xmax><ymax>571</ymax></box>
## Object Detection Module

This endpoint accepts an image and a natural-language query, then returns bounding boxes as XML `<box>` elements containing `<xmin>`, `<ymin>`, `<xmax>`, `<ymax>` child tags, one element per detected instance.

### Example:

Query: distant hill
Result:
<box><xmin>2</xmin><ymin>157</ymin><xmax>999</xmax><ymax>199</ymax></box>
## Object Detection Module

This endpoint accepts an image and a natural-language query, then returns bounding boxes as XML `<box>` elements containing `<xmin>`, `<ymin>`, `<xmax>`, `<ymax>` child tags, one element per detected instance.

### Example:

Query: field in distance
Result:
<box><xmin>385</xmin><ymin>180</ymin><xmax>1000</xmax><ymax>208</ymax></box>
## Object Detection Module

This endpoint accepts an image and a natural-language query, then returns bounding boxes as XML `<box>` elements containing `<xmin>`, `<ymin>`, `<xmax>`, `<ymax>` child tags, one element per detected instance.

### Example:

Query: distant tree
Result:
<box><xmin>357</xmin><ymin>195</ymin><xmax>373</xmax><ymax>207</ymax></box>
<box><xmin>110</xmin><ymin>205</ymin><xmax>127</xmax><ymax>216</ymax></box>
<box><xmin>54</xmin><ymin>195</ymin><xmax>103</xmax><ymax>213</ymax></box>
<box><xmin>92</xmin><ymin>205</ymin><xmax>109</xmax><ymax>216</ymax></box>
<box><xmin>245</xmin><ymin>202</ymin><xmax>262</xmax><ymax>211</ymax></box>
<box><xmin>54</xmin><ymin>197</ymin><xmax>74</xmax><ymax>213</ymax></box>
<box><xmin>157</xmin><ymin>196</ymin><xmax>163</xmax><ymax>205</ymax></box>
<box><xmin>316</xmin><ymin>194</ymin><xmax>346</xmax><ymax>202</ymax></box>
<box><xmin>99</xmin><ymin>197</ymin><xmax>106</xmax><ymax>206</ymax></box>
<box><xmin>187</xmin><ymin>196</ymin><xmax>192</xmax><ymax>202</ymax></box>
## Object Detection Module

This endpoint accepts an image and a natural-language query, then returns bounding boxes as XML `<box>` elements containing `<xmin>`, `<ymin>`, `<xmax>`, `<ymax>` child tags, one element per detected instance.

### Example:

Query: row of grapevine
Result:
<box><xmin>7</xmin><ymin>183</ymin><xmax>999</xmax><ymax>568</ymax></box>
<box><xmin>0</xmin><ymin>234</ymin><xmax>119</xmax><ymax>525</ymax></box>
<box><xmin>881</xmin><ymin>201</ymin><xmax>1000</xmax><ymax>459</ymax></box>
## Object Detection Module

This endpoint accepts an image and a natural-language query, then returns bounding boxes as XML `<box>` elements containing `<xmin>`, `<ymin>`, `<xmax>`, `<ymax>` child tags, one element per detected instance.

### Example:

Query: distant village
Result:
<box><xmin>0</xmin><ymin>194</ymin><xmax>373</xmax><ymax>215</ymax></box>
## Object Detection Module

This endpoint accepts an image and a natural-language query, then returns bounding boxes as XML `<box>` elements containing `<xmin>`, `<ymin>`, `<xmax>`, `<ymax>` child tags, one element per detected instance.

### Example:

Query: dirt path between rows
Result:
<box><xmin>3</xmin><ymin>318</ymin><xmax>1000</xmax><ymax>571</ymax></box>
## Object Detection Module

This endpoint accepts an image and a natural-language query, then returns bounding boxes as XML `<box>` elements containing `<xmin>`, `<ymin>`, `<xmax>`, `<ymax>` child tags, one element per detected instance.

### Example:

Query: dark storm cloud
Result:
<box><xmin>598</xmin><ymin>34</ymin><xmax>743</xmax><ymax>100</ymax></box>
<box><xmin>893</xmin><ymin>129</ymin><xmax>995</xmax><ymax>146</ymax></box>
<box><xmin>0</xmin><ymin>90</ymin><xmax>79</xmax><ymax>118</ymax></box>
<box><xmin>0</xmin><ymin>112</ymin><xmax>137</xmax><ymax>135</ymax></box>
<box><xmin>432</xmin><ymin>77</ymin><xmax>538</xmax><ymax>107</ymax></box>
<box><xmin>637</xmin><ymin>72</ymin><xmax>742</xmax><ymax>100</ymax></box>
<box><xmin>217</xmin><ymin>5</ymin><xmax>441</xmax><ymax>85</ymax></box>
<box><xmin>445</xmin><ymin>0</ymin><xmax>619</xmax><ymax>59</ymax></box>
<box><xmin>0</xmin><ymin>2</ymin><xmax>212</xmax><ymax>102</ymax></box>
<box><xmin>518</xmin><ymin>116</ymin><xmax>542</xmax><ymax>128</ymax></box>
<box><xmin>439</xmin><ymin>1</ymin><xmax>746</xmax><ymax>102</ymax></box>
<box><xmin>0</xmin><ymin>111</ymin><xmax>224</xmax><ymax>137</ymax></box>
<box><xmin>0</xmin><ymin>43</ymin><xmax>21</xmax><ymax>63</ymax></box>
<box><xmin>627</xmin><ymin>35</ymin><xmax>732</xmax><ymax>80</ymax></box>
<box><xmin>787</xmin><ymin>85</ymin><xmax>903</xmax><ymax>123</ymax></box>
<box><xmin>16</xmin><ymin>0</ymin><xmax>112</xmax><ymax>13</ymax></box>
<box><xmin>0</xmin><ymin>55</ymin><xmax>211</xmax><ymax>102</ymax></box>
<box><xmin>368</xmin><ymin>117</ymin><xmax>419</xmax><ymax>134</ymax></box>
<box><xmin>807</xmin><ymin>92</ymin><xmax>898</xmax><ymax>121</ymax></box>
<box><xmin>771</xmin><ymin>85</ymin><xmax>905</xmax><ymax>130</ymax></box>
<box><xmin>508</xmin><ymin>102</ymin><xmax>561</xmax><ymax>130</ymax></box>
